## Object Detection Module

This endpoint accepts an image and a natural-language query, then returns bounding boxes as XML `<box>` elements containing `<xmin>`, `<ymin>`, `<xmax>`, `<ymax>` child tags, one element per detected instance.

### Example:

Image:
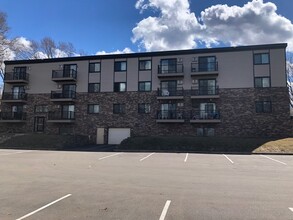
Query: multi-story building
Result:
<box><xmin>0</xmin><ymin>43</ymin><xmax>291</xmax><ymax>144</ymax></box>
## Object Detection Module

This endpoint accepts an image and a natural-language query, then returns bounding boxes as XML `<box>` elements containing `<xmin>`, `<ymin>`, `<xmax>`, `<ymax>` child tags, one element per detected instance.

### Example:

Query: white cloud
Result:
<box><xmin>95</xmin><ymin>47</ymin><xmax>133</xmax><ymax>55</ymax></box>
<box><xmin>132</xmin><ymin>0</ymin><xmax>293</xmax><ymax>51</ymax></box>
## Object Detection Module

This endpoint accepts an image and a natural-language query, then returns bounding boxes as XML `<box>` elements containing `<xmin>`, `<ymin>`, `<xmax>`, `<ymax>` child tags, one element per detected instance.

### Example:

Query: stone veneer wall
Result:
<box><xmin>0</xmin><ymin>87</ymin><xmax>292</xmax><ymax>142</ymax></box>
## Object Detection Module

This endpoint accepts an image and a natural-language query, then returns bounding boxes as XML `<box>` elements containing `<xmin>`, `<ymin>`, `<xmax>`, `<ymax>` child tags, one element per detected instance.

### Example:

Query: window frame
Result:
<box><xmin>88</xmin><ymin>83</ymin><xmax>100</xmax><ymax>93</ymax></box>
<box><xmin>114</xmin><ymin>61</ymin><xmax>127</xmax><ymax>72</ymax></box>
<box><xmin>89</xmin><ymin>62</ymin><xmax>101</xmax><ymax>73</ymax></box>
<box><xmin>255</xmin><ymin>101</ymin><xmax>272</xmax><ymax>113</ymax></box>
<box><xmin>113</xmin><ymin>104</ymin><xmax>125</xmax><ymax>114</ymax></box>
<box><xmin>88</xmin><ymin>104</ymin><xmax>100</xmax><ymax>114</ymax></box>
<box><xmin>139</xmin><ymin>60</ymin><xmax>152</xmax><ymax>71</ymax></box>
<box><xmin>34</xmin><ymin>105</ymin><xmax>48</xmax><ymax>113</ymax></box>
<box><xmin>138</xmin><ymin>103</ymin><xmax>151</xmax><ymax>114</ymax></box>
<box><xmin>138</xmin><ymin>81</ymin><xmax>151</xmax><ymax>92</ymax></box>
<box><xmin>254</xmin><ymin>53</ymin><xmax>270</xmax><ymax>65</ymax></box>
<box><xmin>254</xmin><ymin>77</ymin><xmax>271</xmax><ymax>88</ymax></box>
<box><xmin>114</xmin><ymin>82</ymin><xmax>126</xmax><ymax>92</ymax></box>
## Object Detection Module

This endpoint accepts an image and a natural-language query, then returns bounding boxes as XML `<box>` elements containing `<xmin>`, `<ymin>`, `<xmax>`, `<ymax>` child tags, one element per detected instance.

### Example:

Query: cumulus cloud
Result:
<box><xmin>95</xmin><ymin>47</ymin><xmax>133</xmax><ymax>55</ymax></box>
<box><xmin>132</xmin><ymin>0</ymin><xmax>293</xmax><ymax>51</ymax></box>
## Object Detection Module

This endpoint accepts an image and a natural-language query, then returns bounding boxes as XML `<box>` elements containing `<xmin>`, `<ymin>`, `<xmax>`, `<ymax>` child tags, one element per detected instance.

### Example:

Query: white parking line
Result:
<box><xmin>223</xmin><ymin>154</ymin><xmax>234</xmax><ymax>164</ymax></box>
<box><xmin>16</xmin><ymin>194</ymin><xmax>72</xmax><ymax>220</ymax></box>
<box><xmin>289</xmin><ymin>207</ymin><xmax>293</xmax><ymax>212</ymax></box>
<box><xmin>0</xmin><ymin>151</ymin><xmax>31</xmax><ymax>156</ymax></box>
<box><xmin>260</xmin><ymin>155</ymin><xmax>287</xmax><ymax>165</ymax></box>
<box><xmin>98</xmin><ymin>153</ymin><xmax>122</xmax><ymax>160</ymax></box>
<box><xmin>140</xmin><ymin>153</ymin><xmax>155</xmax><ymax>162</ymax></box>
<box><xmin>184</xmin><ymin>153</ymin><xmax>188</xmax><ymax>162</ymax></box>
<box><xmin>159</xmin><ymin>200</ymin><xmax>171</xmax><ymax>220</ymax></box>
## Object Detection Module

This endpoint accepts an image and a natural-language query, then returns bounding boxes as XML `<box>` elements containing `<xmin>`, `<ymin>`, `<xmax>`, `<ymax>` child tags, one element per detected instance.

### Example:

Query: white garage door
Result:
<box><xmin>108</xmin><ymin>128</ymin><xmax>131</xmax><ymax>145</ymax></box>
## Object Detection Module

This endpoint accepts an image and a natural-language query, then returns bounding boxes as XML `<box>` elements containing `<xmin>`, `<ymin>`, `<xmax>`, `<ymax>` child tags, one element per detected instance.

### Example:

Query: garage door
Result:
<box><xmin>108</xmin><ymin>128</ymin><xmax>131</xmax><ymax>145</ymax></box>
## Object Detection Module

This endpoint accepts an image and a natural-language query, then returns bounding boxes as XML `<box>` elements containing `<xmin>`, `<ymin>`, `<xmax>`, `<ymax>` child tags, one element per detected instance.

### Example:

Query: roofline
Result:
<box><xmin>4</xmin><ymin>43</ymin><xmax>287</xmax><ymax>65</ymax></box>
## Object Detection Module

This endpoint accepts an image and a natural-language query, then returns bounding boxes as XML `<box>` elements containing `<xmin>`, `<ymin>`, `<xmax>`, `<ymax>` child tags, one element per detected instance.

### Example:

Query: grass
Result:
<box><xmin>119</xmin><ymin>136</ymin><xmax>293</xmax><ymax>153</ymax></box>
<box><xmin>0</xmin><ymin>133</ymin><xmax>89</xmax><ymax>150</ymax></box>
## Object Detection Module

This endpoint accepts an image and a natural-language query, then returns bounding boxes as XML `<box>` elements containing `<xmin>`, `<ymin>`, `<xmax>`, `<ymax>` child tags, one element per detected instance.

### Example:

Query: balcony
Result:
<box><xmin>191</xmin><ymin>87</ymin><xmax>220</xmax><ymax>99</ymax></box>
<box><xmin>1</xmin><ymin>92</ymin><xmax>27</xmax><ymax>103</ymax></box>
<box><xmin>157</xmin><ymin>88</ymin><xmax>184</xmax><ymax>100</ymax></box>
<box><xmin>51</xmin><ymin>69</ymin><xmax>77</xmax><ymax>82</ymax></box>
<box><xmin>156</xmin><ymin>110</ymin><xmax>185</xmax><ymax>123</ymax></box>
<box><xmin>50</xmin><ymin>90</ymin><xmax>76</xmax><ymax>102</ymax></box>
<box><xmin>190</xmin><ymin>110</ymin><xmax>221</xmax><ymax>123</ymax></box>
<box><xmin>0</xmin><ymin>112</ymin><xmax>26</xmax><ymax>123</ymax></box>
<box><xmin>4</xmin><ymin>72</ymin><xmax>29</xmax><ymax>84</ymax></box>
<box><xmin>191</xmin><ymin>62</ymin><xmax>218</xmax><ymax>76</ymax></box>
<box><xmin>158</xmin><ymin>64</ymin><xmax>184</xmax><ymax>78</ymax></box>
<box><xmin>47</xmin><ymin>111</ymin><xmax>75</xmax><ymax>123</ymax></box>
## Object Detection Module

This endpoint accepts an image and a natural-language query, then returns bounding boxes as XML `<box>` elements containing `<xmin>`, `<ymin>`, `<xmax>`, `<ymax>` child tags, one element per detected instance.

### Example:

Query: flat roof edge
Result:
<box><xmin>4</xmin><ymin>43</ymin><xmax>287</xmax><ymax>65</ymax></box>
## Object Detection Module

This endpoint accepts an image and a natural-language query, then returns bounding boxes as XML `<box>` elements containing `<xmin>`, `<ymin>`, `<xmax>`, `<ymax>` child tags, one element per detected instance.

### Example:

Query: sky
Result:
<box><xmin>1</xmin><ymin>0</ymin><xmax>293</xmax><ymax>55</ymax></box>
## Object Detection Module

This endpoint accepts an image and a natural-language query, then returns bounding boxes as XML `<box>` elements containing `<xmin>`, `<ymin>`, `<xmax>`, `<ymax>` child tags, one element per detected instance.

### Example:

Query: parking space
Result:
<box><xmin>0</xmin><ymin>149</ymin><xmax>292</xmax><ymax>219</ymax></box>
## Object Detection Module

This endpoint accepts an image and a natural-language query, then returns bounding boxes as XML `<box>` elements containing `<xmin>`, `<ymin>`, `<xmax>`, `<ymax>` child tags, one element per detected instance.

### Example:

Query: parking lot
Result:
<box><xmin>0</xmin><ymin>149</ymin><xmax>292</xmax><ymax>220</ymax></box>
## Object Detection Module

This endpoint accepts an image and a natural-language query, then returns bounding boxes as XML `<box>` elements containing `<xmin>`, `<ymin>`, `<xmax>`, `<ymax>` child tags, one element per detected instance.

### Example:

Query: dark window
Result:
<box><xmin>88</xmin><ymin>83</ymin><xmax>100</xmax><ymax>93</ymax></box>
<box><xmin>138</xmin><ymin>103</ymin><xmax>151</xmax><ymax>114</ymax></box>
<box><xmin>138</xmin><ymin>82</ymin><xmax>151</xmax><ymax>91</ymax></box>
<box><xmin>14</xmin><ymin>66</ymin><xmax>27</xmax><ymax>73</ymax></box>
<box><xmin>114</xmin><ymin>82</ymin><xmax>126</xmax><ymax>92</ymax></box>
<box><xmin>114</xmin><ymin>61</ymin><xmax>127</xmax><ymax>71</ymax></box>
<box><xmin>198</xmin><ymin>56</ymin><xmax>217</xmax><ymax>72</ymax></box>
<box><xmin>63</xmin><ymin>64</ymin><xmax>77</xmax><ymax>77</ymax></box>
<box><xmin>113</xmin><ymin>104</ymin><xmax>125</xmax><ymax>114</ymax></box>
<box><xmin>89</xmin><ymin>63</ymin><xmax>101</xmax><ymax>72</ymax></box>
<box><xmin>254</xmin><ymin>53</ymin><xmax>269</xmax><ymax>64</ymax></box>
<box><xmin>256</xmin><ymin>101</ymin><xmax>272</xmax><ymax>113</ymax></box>
<box><xmin>139</xmin><ymin>60</ymin><xmax>152</xmax><ymax>70</ymax></box>
<box><xmin>35</xmin><ymin>105</ymin><xmax>48</xmax><ymax>113</ymax></box>
<box><xmin>254</xmin><ymin>77</ymin><xmax>270</xmax><ymax>88</ymax></box>
<box><xmin>88</xmin><ymin>104</ymin><xmax>100</xmax><ymax>114</ymax></box>
<box><xmin>198</xmin><ymin>79</ymin><xmax>216</xmax><ymax>95</ymax></box>
<box><xmin>160</xmin><ymin>59</ymin><xmax>178</xmax><ymax>73</ymax></box>
<box><xmin>197</xmin><ymin>128</ymin><xmax>215</xmax><ymax>136</ymax></box>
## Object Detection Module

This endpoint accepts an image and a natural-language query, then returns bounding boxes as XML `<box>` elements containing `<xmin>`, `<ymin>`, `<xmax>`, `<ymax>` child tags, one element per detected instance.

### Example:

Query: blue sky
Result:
<box><xmin>1</xmin><ymin>0</ymin><xmax>293</xmax><ymax>54</ymax></box>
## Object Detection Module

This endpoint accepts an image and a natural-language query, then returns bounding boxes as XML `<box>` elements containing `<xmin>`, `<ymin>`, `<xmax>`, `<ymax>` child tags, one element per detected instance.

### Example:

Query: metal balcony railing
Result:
<box><xmin>4</xmin><ymin>72</ymin><xmax>29</xmax><ymax>81</ymax></box>
<box><xmin>48</xmin><ymin>111</ymin><xmax>75</xmax><ymax>120</ymax></box>
<box><xmin>157</xmin><ymin>110</ymin><xmax>185</xmax><ymax>120</ymax></box>
<box><xmin>191</xmin><ymin>62</ymin><xmax>218</xmax><ymax>72</ymax></box>
<box><xmin>2</xmin><ymin>92</ymin><xmax>27</xmax><ymax>101</ymax></box>
<box><xmin>0</xmin><ymin>112</ymin><xmax>26</xmax><ymax>121</ymax></box>
<box><xmin>191</xmin><ymin>86</ymin><xmax>219</xmax><ymax>96</ymax></box>
<box><xmin>158</xmin><ymin>64</ymin><xmax>184</xmax><ymax>74</ymax></box>
<box><xmin>51</xmin><ymin>90</ymin><xmax>76</xmax><ymax>99</ymax></box>
<box><xmin>190</xmin><ymin>110</ymin><xmax>220</xmax><ymax>120</ymax></box>
<box><xmin>52</xmin><ymin>69</ymin><xmax>77</xmax><ymax>79</ymax></box>
<box><xmin>157</xmin><ymin>87</ymin><xmax>184</xmax><ymax>97</ymax></box>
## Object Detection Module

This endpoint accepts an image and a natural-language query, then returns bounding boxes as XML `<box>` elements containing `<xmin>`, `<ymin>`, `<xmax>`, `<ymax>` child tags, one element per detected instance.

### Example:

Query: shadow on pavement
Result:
<box><xmin>64</xmin><ymin>144</ymin><xmax>117</xmax><ymax>152</ymax></box>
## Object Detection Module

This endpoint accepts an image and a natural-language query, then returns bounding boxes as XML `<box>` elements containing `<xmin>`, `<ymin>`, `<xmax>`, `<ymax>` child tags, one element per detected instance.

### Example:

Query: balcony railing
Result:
<box><xmin>158</xmin><ymin>64</ymin><xmax>184</xmax><ymax>74</ymax></box>
<box><xmin>0</xmin><ymin>112</ymin><xmax>26</xmax><ymax>121</ymax></box>
<box><xmin>191</xmin><ymin>62</ymin><xmax>218</xmax><ymax>72</ymax></box>
<box><xmin>4</xmin><ymin>72</ymin><xmax>29</xmax><ymax>83</ymax></box>
<box><xmin>190</xmin><ymin>110</ymin><xmax>220</xmax><ymax>120</ymax></box>
<box><xmin>2</xmin><ymin>92</ymin><xmax>27</xmax><ymax>101</ymax></box>
<box><xmin>52</xmin><ymin>69</ymin><xmax>77</xmax><ymax>80</ymax></box>
<box><xmin>48</xmin><ymin>111</ymin><xmax>75</xmax><ymax>120</ymax></box>
<box><xmin>157</xmin><ymin>87</ymin><xmax>184</xmax><ymax>97</ymax></box>
<box><xmin>51</xmin><ymin>90</ymin><xmax>76</xmax><ymax>99</ymax></box>
<box><xmin>191</xmin><ymin>86</ymin><xmax>219</xmax><ymax>96</ymax></box>
<box><xmin>157</xmin><ymin>110</ymin><xmax>185</xmax><ymax>120</ymax></box>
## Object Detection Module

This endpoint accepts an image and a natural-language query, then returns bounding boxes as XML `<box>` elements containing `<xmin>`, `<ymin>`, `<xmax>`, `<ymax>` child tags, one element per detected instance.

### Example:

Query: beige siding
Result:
<box><xmin>139</xmin><ymin>71</ymin><xmax>152</xmax><ymax>82</ymax></box>
<box><xmin>89</xmin><ymin>73</ymin><xmax>100</xmax><ymax>83</ymax></box>
<box><xmin>127</xmin><ymin>58</ymin><xmax>139</xmax><ymax>91</ymax></box>
<box><xmin>114</xmin><ymin>72</ymin><xmax>126</xmax><ymax>82</ymax></box>
<box><xmin>270</xmin><ymin>48</ymin><xmax>286</xmax><ymax>87</ymax></box>
<box><xmin>254</xmin><ymin>65</ymin><xmax>270</xmax><ymax>77</ymax></box>
<box><xmin>100</xmin><ymin>59</ymin><xmax>114</xmax><ymax>92</ymax></box>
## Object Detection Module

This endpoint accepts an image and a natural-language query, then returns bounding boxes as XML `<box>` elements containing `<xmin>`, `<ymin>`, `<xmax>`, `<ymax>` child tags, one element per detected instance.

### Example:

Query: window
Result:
<box><xmin>256</xmin><ymin>101</ymin><xmax>272</xmax><ymax>113</ymax></box>
<box><xmin>113</xmin><ymin>104</ymin><xmax>125</xmax><ymax>114</ymax></box>
<box><xmin>114</xmin><ymin>61</ymin><xmax>127</xmax><ymax>71</ymax></box>
<box><xmin>197</xmin><ymin>128</ymin><xmax>215</xmax><ymax>136</ymax></box>
<box><xmin>139</xmin><ymin>60</ymin><xmax>151</xmax><ymax>70</ymax></box>
<box><xmin>138</xmin><ymin>103</ymin><xmax>150</xmax><ymax>114</ymax></box>
<box><xmin>88</xmin><ymin>83</ymin><xmax>100</xmax><ymax>93</ymax></box>
<box><xmin>254</xmin><ymin>77</ymin><xmax>270</xmax><ymax>88</ymax></box>
<box><xmin>89</xmin><ymin>62</ymin><xmax>101</xmax><ymax>72</ymax></box>
<box><xmin>35</xmin><ymin>105</ymin><xmax>48</xmax><ymax>113</ymax></box>
<box><xmin>63</xmin><ymin>64</ymin><xmax>77</xmax><ymax>77</ymax></box>
<box><xmin>198</xmin><ymin>56</ymin><xmax>217</xmax><ymax>72</ymax></box>
<box><xmin>62</xmin><ymin>105</ymin><xmax>75</xmax><ymax>119</ymax></box>
<box><xmin>159</xmin><ymin>59</ymin><xmax>178</xmax><ymax>73</ymax></box>
<box><xmin>254</xmin><ymin>53</ymin><xmax>269</xmax><ymax>64</ymax></box>
<box><xmin>114</xmin><ymin>82</ymin><xmax>126</xmax><ymax>92</ymax></box>
<box><xmin>13</xmin><ymin>67</ymin><xmax>27</xmax><ymax>79</ymax></box>
<box><xmin>199</xmin><ymin>79</ymin><xmax>217</xmax><ymax>95</ymax></box>
<box><xmin>138</xmin><ymin>82</ymin><xmax>151</xmax><ymax>92</ymax></box>
<box><xmin>160</xmin><ymin>80</ymin><xmax>179</xmax><ymax>96</ymax></box>
<box><xmin>63</xmin><ymin>84</ymin><xmax>76</xmax><ymax>98</ymax></box>
<box><xmin>88</xmin><ymin>104</ymin><xmax>100</xmax><ymax>114</ymax></box>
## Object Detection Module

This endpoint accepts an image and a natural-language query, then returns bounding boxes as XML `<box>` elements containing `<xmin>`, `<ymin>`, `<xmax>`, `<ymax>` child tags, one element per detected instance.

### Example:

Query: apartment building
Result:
<box><xmin>0</xmin><ymin>43</ymin><xmax>291</xmax><ymax>144</ymax></box>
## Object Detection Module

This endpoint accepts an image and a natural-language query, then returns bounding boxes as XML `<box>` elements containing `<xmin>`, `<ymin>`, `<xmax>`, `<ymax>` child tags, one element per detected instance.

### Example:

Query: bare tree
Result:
<box><xmin>287</xmin><ymin>58</ymin><xmax>293</xmax><ymax>109</ymax></box>
<box><xmin>0</xmin><ymin>12</ymin><xmax>11</xmax><ymax>81</ymax></box>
